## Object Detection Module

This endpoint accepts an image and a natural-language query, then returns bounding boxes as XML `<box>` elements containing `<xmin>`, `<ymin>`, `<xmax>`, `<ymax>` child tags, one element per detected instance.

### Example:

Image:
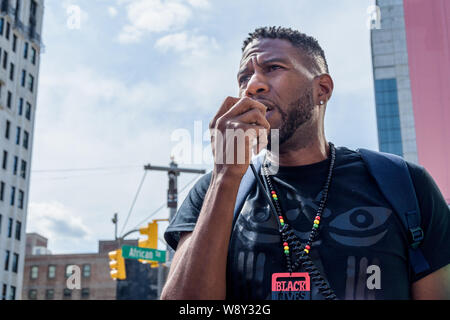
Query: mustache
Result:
<box><xmin>251</xmin><ymin>96</ymin><xmax>279</xmax><ymax>112</ymax></box>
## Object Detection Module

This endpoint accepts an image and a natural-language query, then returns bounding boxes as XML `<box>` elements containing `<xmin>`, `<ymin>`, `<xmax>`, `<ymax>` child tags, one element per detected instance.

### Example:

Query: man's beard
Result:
<box><xmin>267</xmin><ymin>87</ymin><xmax>315</xmax><ymax>150</ymax></box>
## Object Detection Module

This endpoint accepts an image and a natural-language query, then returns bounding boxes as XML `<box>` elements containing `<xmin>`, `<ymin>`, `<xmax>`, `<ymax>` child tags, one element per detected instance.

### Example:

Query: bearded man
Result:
<box><xmin>161</xmin><ymin>26</ymin><xmax>450</xmax><ymax>300</ymax></box>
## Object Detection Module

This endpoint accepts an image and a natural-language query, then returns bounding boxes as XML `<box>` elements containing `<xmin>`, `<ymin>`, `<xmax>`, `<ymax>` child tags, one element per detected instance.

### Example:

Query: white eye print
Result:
<box><xmin>329</xmin><ymin>207</ymin><xmax>392</xmax><ymax>232</ymax></box>
<box><xmin>328</xmin><ymin>207</ymin><xmax>392</xmax><ymax>247</ymax></box>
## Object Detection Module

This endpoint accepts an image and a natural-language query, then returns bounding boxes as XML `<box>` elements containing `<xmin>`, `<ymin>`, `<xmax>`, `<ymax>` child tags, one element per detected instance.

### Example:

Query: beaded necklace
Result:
<box><xmin>260</xmin><ymin>142</ymin><xmax>337</xmax><ymax>300</ymax></box>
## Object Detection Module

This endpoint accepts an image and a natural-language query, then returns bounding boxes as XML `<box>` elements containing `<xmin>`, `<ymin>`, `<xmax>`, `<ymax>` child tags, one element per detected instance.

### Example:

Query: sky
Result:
<box><xmin>26</xmin><ymin>0</ymin><xmax>379</xmax><ymax>254</ymax></box>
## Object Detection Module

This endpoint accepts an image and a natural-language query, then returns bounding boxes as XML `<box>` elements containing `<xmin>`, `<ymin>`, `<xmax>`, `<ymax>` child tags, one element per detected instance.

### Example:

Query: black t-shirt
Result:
<box><xmin>164</xmin><ymin>146</ymin><xmax>450</xmax><ymax>300</ymax></box>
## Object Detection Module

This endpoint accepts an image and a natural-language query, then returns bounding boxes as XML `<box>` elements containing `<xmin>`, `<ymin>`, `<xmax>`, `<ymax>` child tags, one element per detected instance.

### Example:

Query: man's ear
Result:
<box><xmin>315</xmin><ymin>74</ymin><xmax>334</xmax><ymax>104</ymax></box>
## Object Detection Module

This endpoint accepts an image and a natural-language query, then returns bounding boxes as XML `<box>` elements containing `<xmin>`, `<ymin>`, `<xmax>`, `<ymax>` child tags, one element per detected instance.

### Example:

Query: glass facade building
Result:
<box><xmin>371</xmin><ymin>0</ymin><xmax>450</xmax><ymax>203</ymax></box>
<box><xmin>374</xmin><ymin>79</ymin><xmax>403</xmax><ymax>156</ymax></box>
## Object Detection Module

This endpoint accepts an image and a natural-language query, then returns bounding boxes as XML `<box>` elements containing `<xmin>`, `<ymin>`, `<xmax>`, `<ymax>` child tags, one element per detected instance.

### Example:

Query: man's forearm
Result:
<box><xmin>161</xmin><ymin>172</ymin><xmax>241</xmax><ymax>300</ymax></box>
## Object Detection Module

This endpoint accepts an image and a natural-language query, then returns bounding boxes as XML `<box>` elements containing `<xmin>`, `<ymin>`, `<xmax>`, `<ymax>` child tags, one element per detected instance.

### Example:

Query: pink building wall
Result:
<box><xmin>403</xmin><ymin>0</ymin><xmax>450</xmax><ymax>203</ymax></box>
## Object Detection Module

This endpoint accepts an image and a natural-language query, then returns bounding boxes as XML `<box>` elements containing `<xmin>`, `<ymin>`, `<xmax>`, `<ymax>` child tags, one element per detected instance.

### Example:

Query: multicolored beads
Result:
<box><xmin>313</xmin><ymin>216</ymin><xmax>320</xmax><ymax>229</ymax></box>
<box><xmin>304</xmin><ymin>244</ymin><xmax>311</xmax><ymax>254</ymax></box>
<box><xmin>268</xmin><ymin>175</ymin><xmax>324</xmax><ymax>258</ymax></box>
<box><xmin>283</xmin><ymin>242</ymin><xmax>289</xmax><ymax>255</ymax></box>
<box><xmin>271</xmin><ymin>191</ymin><xmax>278</xmax><ymax>200</ymax></box>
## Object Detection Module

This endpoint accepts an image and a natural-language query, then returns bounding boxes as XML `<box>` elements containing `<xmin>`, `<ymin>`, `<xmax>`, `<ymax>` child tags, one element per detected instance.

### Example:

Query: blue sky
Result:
<box><xmin>27</xmin><ymin>0</ymin><xmax>378</xmax><ymax>253</ymax></box>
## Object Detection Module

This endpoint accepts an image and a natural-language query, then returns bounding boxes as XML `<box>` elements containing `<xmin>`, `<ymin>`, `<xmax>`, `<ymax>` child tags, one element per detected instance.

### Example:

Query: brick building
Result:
<box><xmin>21</xmin><ymin>233</ymin><xmax>140</xmax><ymax>300</ymax></box>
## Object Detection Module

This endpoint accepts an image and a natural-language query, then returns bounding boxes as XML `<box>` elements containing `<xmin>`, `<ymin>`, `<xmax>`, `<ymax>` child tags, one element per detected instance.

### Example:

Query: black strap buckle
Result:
<box><xmin>409</xmin><ymin>227</ymin><xmax>424</xmax><ymax>249</ymax></box>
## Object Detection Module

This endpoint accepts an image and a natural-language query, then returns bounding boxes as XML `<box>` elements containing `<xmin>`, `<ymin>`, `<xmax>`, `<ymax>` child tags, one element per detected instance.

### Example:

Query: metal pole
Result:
<box><xmin>144</xmin><ymin>158</ymin><xmax>205</xmax><ymax>298</ymax></box>
<box><xmin>112</xmin><ymin>213</ymin><xmax>118</xmax><ymax>240</ymax></box>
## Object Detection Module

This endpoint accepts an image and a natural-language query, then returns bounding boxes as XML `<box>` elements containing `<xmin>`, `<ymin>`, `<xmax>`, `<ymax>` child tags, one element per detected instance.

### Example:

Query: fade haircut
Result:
<box><xmin>242</xmin><ymin>26</ymin><xmax>329</xmax><ymax>75</ymax></box>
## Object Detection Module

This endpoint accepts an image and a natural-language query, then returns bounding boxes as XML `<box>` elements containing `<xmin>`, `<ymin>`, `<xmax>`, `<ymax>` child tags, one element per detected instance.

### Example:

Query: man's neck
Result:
<box><xmin>267</xmin><ymin>137</ymin><xmax>330</xmax><ymax>167</ymax></box>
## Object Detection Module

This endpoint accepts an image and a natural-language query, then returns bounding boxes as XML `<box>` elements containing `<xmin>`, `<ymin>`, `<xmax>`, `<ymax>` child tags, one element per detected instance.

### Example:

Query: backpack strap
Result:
<box><xmin>357</xmin><ymin>148</ymin><xmax>430</xmax><ymax>275</ymax></box>
<box><xmin>232</xmin><ymin>152</ymin><xmax>265</xmax><ymax>226</ymax></box>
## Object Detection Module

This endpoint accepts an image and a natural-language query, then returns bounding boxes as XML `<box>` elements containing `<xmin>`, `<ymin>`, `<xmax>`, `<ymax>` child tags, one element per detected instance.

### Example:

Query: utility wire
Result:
<box><xmin>31</xmin><ymin>169</ymin><xmax>141</xmax><ymax>181</ymax></box>
<box><xmin>32</xmin><ymin>165</ymin><xmax>142</xmax><ymax>173</ymax></box>
<box><xmin>131</xmin><ymin>174</ymin><xmax>202</xmax><ymax>230</ymax></box>
<box><xmin>119</xmin><ymin>170</ymin><xmax>148</xmax><ymax>237</ymax></box>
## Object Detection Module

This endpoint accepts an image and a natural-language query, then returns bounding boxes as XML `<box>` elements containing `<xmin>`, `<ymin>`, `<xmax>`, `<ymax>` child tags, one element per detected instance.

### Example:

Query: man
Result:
<box><xmin>161</xmin><ymin>26</ymin><xmax>450</xmax><ymax>300</ymax></box>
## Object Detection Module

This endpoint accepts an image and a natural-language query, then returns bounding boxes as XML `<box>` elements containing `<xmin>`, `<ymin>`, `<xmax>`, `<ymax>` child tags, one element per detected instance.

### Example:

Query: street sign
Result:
<box><xmin>121</xmin><ymin>245</ymin><xmax>166</xmax><ymax>263</ymax></box>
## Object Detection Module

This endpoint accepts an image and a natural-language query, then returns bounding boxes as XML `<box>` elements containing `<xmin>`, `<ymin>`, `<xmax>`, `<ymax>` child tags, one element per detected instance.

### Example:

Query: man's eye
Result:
<box><xmin>239</xmin><ymin>75</ymin><xmax>250</xmax><ymax>85</ymax></box>
<box><xmin>268</xmin><ymin>65</ymin><xmax>282</xmax><ymax>71</ymax></box>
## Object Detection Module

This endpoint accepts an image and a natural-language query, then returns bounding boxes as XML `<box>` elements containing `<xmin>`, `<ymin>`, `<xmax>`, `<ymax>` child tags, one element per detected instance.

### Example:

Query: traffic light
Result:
<box><xmin>138</xmin><ymin>221</ymin><xmax>159</xmax><ymax>267</ymax></box>
<box><xmin>138</xmin><ymin>221</ymin><xmax>158</xmax><ymax>249</ymax></box>
<box><xmin>108</xmin><ymin>249</ymin><xmax>126</xmax><ymax>280</ymax></box>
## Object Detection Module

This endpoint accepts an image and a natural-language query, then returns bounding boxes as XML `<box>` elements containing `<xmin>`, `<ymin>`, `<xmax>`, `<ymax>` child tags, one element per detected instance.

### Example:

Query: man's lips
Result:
<box><xmin>254</xmin><ymin>99</ymin><xmax>277</xmax><ymax>120</ymax></box>
<box><xmin>254</xmin><ymin>98</ymin><xmax>275</xmax><ymax>111</ymax></box>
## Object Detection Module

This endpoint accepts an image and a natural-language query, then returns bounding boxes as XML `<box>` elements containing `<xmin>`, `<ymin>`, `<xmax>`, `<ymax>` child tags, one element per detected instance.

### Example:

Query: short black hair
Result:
<box><xmin>242</xmin><ymin>26</ymin><xmax>329</xmax><ymax>75</ymax></box>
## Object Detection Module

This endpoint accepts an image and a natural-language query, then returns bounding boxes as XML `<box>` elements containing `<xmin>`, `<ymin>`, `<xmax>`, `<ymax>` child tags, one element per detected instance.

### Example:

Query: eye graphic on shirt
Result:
<box><xmin>327</xmin><ymin>207</ymin><xmax>392</xmax><ymax>247</ymax></box>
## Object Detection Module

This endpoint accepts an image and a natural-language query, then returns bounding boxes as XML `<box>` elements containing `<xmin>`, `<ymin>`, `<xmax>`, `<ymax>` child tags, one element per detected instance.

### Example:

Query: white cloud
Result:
<box><xmin>108</xmin><ymin>6</ymin><xmax>118</xmax><ymax>17</ymax></box>
<box><xmin>186</xmin><ymin>0</ymin><xmax>210</xmax><ymax>9</ymax></box>
<box><xmin>118</xmin><ymin>0</ymin><xmax>193</xmax><ymax>44</ymax></box>
<box><xmin>27</xmin><ymin>202</ymin><xmax>92</xmax><ymax>252</ymax></box>
<box><xmin>155</xmin><ymin>31</ymin><xmax>218</xmax><ymax>59</ymax></box>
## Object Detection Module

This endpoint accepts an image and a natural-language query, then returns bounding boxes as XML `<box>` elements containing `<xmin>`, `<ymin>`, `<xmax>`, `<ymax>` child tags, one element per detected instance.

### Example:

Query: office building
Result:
<box><xmin>0</xmin><ymin>0</ymin><xmax>44</xmax><ymax>300</ymax></box>
<box><xmin>371</xmin><ymin>0</ymin><xmax>450</xmax><ymax>203</ymax></box>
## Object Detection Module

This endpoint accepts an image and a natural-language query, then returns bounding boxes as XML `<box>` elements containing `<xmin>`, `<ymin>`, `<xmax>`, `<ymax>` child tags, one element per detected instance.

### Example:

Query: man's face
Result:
<box><xmin>238</xmin><ymin>38</ymin><xmax>317</xmax><ymax>147</ymax></box>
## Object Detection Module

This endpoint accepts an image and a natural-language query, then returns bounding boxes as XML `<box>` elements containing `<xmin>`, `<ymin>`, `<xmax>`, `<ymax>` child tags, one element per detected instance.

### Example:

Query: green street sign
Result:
<box><xmin>121</xmin><ymin>245</ymin><xmax>166</xmax><ymax>263</ymax></box>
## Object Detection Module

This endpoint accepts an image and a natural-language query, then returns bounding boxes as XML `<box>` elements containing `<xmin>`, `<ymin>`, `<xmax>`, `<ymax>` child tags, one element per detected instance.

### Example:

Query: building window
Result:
<box><xmin>5</xmin><ymin>21</ymin><xmax>9</xmax><ymax>40</ymax></box>
<box><xmin>18</xmin><ymin>98</ymin><xmax>23</xmax><ymax>115</ymax></box>
<box><xmin>13</xmin><ymin>155</ymin><xmax>17</xmax><ymax>175</ymax></box>
<box><xmin>82</xmin><ymin>264</ymin><xmax>91</xmax><ymax>278</ymax></box>
<box><xmin>0</xmin><ymin>181</ymin><xmax>4</xmax><ymax>201</ymax></box>
<box><xmin>24</xmin><ymin>42</ymin><xmax>28</xmax><ymax>59</ymax></box>
<box><xmin>2</xmin><ymin>51</ymin><xmax>7</xmax><ymax>69</ymax></box>
<box><xmin>4</xmin><ymin>250</ymin><xmax>10</xmax><ymax>271</ymax></box>
<box><xmin>28</xmin><ymin>74</ymin><xmax>34</xmax><ymax>92</ymax></box>
<box><xmin>81</xmin><ymin>288</ymin><xmax>90</xmax><ymax>299</ymax></box>
<box><xmin>10</xmin><ymin>186</ymin><xmax>15</xmax><ymax>206</ymax></box>
<box><xmin>0</xmin><ymin>17</ymin><xmax>4</xmax><ymax>35</ymax></box>
<box><xmin>28</xmin><ymin>289</ymin><xmax>37</xmax><ymax>300</ymax></box>
<box><xmin>7</xmin><ymin>218</ymin><xmax>12</xmax><ymax>238</ymax></box>
<box><xmin>31</xmin><ymin>47</ymin><xmax>36</xmax><ymax>65</ymax></box>
<box><xmin>0</xmin><ymin>214</ymin><xmax>2</xmax><ymax>234</ymax></box>
<box><xmin>30</xmin><ymin>265</ymin><xmax>38</xmax><ymax>279</ymax></box>
<box><xmin>25</xmin><ymin>102</ymin><xmax>31</xmax><ymax>120</ymax></box>
<box><xmin>6</xmin><ymin>90</ymin><xmax>12</xmax><ymax>108</ymax></box>
<box><xmin>12</xmin><ymin>253</ymin><xmax>18</xmax><ymax>273</ymax></box>
<box><xmin>5</xmin><ymin>119</ymin><xmax>10</xmax><ymax>138</ymax></box>
<box><xmin>63</xmin><ymin>288</ymin><xmax>72</xmax><ymax>299</ymax></box>
<box><xmin>15</xmin><ymin>127</ymin><xmax>20</xmax><ymax>145</ymax></box>
<box><xmin>18</xmin><ymin>190</ymin><xmax>24</xmax><ymax>209</ymax></box>
<box><xmin>2</xmin><ymin>284</ymin><xmax>6</xmax><ymax>300</ymax></box>
<box><xmin>30</xmin><ymin>1</ymin><xmax>37</xmax><ymax>18</ymax></box>
<box><xmin>2</xmin><ymin>150</ymin><xmax>7</xmax><ymax>169</ymax></box>
<box><xmin>12</xmin><ymin>34</ymin><xmax>17</xmax><ymax>52</ymax></box>
<box><xmin>23</xmin><ymin>131</ymin><xmax>29</xmax><ymax>149</ymax></box>
<box><xmin>9</xmin><ymin>286</ymin><xmax>15</xmax><ymax>300</ymax></box>
<box><xmin>20</xmin><ymin>160</ymin><xmax>26</xmax><ymax>179</ymax></box>
<box><xmin>65</xmin><ymin>265</ymin><xmax>75</xmax><ymax>278</ymax></box>
<box><xmin>9</xmin><ymin>62</ymin><xmax>14</xmax><ymax>80</ymax></box>
<box><xmin>15</xmin><ymin>221</ymin><xmax>21</xmax><ymax>240</ymax></box>
<box><xmin>48</xmin><ymin>265</ymin><xmax>56</xmax><ymax>279</ymax></box>
<box><xmin>45</xmin><ymin>289</ymin><xmax>54</xmax><ymax>300</ymax></box>
<box><xmin>20</xmin><ymin>69</ymin><xmax>25</xmax><ymax>87</ymax></box>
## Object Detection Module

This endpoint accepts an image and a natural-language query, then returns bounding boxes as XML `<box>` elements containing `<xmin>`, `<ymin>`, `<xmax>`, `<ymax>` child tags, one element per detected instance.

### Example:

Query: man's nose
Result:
<box><xmin>243</xmin><ymin>72</ymin><xmax>269</xmax><ymax>97</ymax></box>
